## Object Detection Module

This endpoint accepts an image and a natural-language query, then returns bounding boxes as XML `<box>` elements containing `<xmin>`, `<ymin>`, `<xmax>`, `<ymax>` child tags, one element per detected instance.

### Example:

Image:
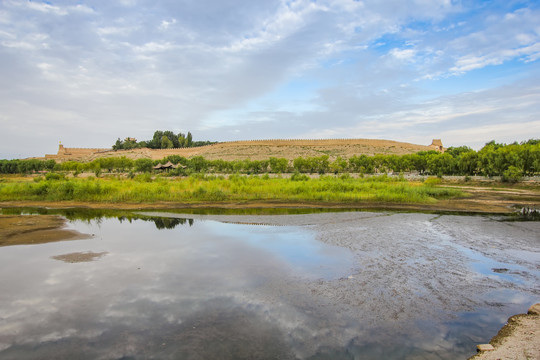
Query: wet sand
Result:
<box><xmin>140</xmin><ymin>210</ymin><xmax>540</xmax><ymax>359</ymax></box>
<box><xmin>1</xmin><ymin>199</ymin><xmax>538</xmax><ymax>358</ymax></box>
<box><xmin>470</xmin><ymin>304</ymin><xmax>540</xmax><ymax>360</ymax></box>
<box><xmin>0</xmin><ymin>215</ymin><xmax>90</xmax><ymax>246</ymax></box>
<box><xmin>51</xmin><ymin>251</ymin><xmax>108</xmax><ymax>263</ymax></box>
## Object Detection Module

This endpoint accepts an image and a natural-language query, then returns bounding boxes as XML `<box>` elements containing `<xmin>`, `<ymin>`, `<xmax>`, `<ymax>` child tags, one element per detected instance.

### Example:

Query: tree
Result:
<box><xmin>44</xmin><ymin>159</ymin><xmax>56</xmax><ymax>171</ymax></box>
<box><xmin>426</xmin><ymin>153</ymin><xmax>456</xmax><ymax>175</ymax></box>
<box><xmin>446</xmin><ymin>146</ymin><xmax>474</xmax><ymax>158</ymax></box>
<box><xmin>330</xmin><ymin>157</ymin><xmax>348</xmax><ymax>174</ymax></box>
<box><xmin>186</xmin><ymin>132</ymin><xmax>193</xmax><ymax>147</ymax></box>
<box><xmin>163</xmin><ymin>131</ymin><xmax>178</xmax><ymax>148</ymax></box>
<box><xmin>349</xmin><ymin>155</ymin><xmax>374</xmax><ymax>174</ymax></box>
<box><xmin>161</xmin><ymin>136</ymin><xmax>173</xmax><ymax>149</ymax></box>
<box><xmin>502</xmin><ymin>166</ymin><xmax>522</xmax><ymax>183</ymax></box>
<box><xmin>269</xmin><ymin>157</ymin><xmax>288</xmax><ymax>173</ymax></box>
<box><xmin>189</xmin><ymin>156</ymin><xmax>208</xmax><ymax>172</ymax></box>
<box><xmin>149</xmin><ymin>131</ymin><xmax>164</xmax><ymax>149</ymax></box>
<box><xmin>134</xmin><ymin>158</ymin><xmax>154</xmax><ymax>172</ymax></box>
<box><xmin>113</xmin><ymin>138</ymin><xmax>123</xmax><ymax>150</ymax></box>
<box><xmin>178</xmin><ymin>133</ymin><xmax>186</xmax><ymax>147</ymax></box>
<box><xmin>457</xmin><ymin>151</ymin><xmax>478</xmax><ymax>175</ymax></box>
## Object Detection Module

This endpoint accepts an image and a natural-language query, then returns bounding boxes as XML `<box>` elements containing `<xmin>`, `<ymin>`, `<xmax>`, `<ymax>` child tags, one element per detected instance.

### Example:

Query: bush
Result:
<box><xmin>134</xmin><ymin>173</ymin><xmax>153</xmax><ymax>182</ymax></box>
<box><xmin>291</xmin><ymin>171</ymin><xmax>309</xmax><ymax>181</ymax></box>
<box><xmin>134</xmin><ymin>158</ymin><xmax>154</xmax><ymax>173</ymax></box>
<box><xmin>502</xmin><ymin>166</ymin><xmax>522</xmax><ymax>183</ymax></box>
<box><xmin>424</xmin><ymin>177</ymin><xmax>442</xmax><ymax>186</ymax></box>
<box><xmin>45</xmin><ymin>172</ymin><xmax>65</xmax><ymax>181</ymax></box>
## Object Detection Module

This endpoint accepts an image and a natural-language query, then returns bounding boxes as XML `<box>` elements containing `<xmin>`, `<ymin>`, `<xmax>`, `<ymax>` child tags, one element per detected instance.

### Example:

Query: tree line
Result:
<box><xmin>112</xmin><ymin>130</ymin><xmax>217</xmax><ymax>150</ymax></box>
<box><xmin>2</xmin><ymin>139</ymin><xmax>539</xmax><ymax>181</ymax></box>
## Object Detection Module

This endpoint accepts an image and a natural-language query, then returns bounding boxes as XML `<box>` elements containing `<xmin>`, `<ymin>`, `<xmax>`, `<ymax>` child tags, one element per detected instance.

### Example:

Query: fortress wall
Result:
<box><xmin>216</xmin><ymin>139</ymin><xmax>433</xmax><ymax>148</ymax></box>
<box><xmin>43</xmin><ymin>138</ymin><xmax>441</xmax><ymax>162</ymax></box>
<box><xmin>61</xmin><ymin>147</ymin><xmax>110</xmax><ymax>155</ymax></box>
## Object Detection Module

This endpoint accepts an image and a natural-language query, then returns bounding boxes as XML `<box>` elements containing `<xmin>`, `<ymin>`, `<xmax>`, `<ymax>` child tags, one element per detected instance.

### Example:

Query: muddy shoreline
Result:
<box><xmin>0</xmin><ymin>196</ymin><xmax>536</xmax><ymax>215</ymax></box>
<box><xmin>469</xmin><ymin>304</ymin><xmax>540</xmax><ymax>360</ymax></box>
<box><xmin>0</xmin><ymin>215</ymin><xmax>90</xmax><ymax>246</ymax></box>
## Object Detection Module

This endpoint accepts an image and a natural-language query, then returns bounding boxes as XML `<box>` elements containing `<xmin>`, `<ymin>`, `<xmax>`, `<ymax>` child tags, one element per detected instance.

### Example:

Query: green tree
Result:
<box><xmin>161</xmin><ymin>136</ymin><xmax>173</xmax><ymax>149</ymax></box>
<box><xmin>457</xmin><ymin>151</ymin><xmax>478</xmax><ymax>175</ymax></box>
<box><xmin>269</xmin><ymin>157</ymin><xmax>288</xmax><ymax>173</ymax></box>
<box><xmin>446</xmin><ymin>146</ymin><xmax>474</xmax><ymax>158</ymax></box>
<box><xmin>189</xmin><ymin>156</ymin><xmax>208</xmax><ymax>172</ymax></box>
<box><xmin>149</xmin><ymin>131</ymin><xmax>164</xmax><ymax>149</ymax></box>
<box><xmin>178</xmin><ymin>133</ymin><xmax>186</xmax><ymax>147</ymax></box>
<box><xmin>330</xmin><ymin>157</ymin><xmax>348</xmax><ymax>174</ymax></box>
<box><xmin>134</xmin><ymin>158</ymin><xmax>154</xmax><ymax>172</ymax></box>
<box><xmin>349</xmin><ymin>155</ymin><xmax>374</xmax><ymax>173</ymax></box>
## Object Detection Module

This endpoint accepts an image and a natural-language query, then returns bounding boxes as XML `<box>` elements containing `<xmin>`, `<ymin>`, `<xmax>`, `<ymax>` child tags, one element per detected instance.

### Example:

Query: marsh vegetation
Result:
<box><xmin>0</xmin><ymin>174</ymin><xmax>462</xmax><ymax>204</ymax></box>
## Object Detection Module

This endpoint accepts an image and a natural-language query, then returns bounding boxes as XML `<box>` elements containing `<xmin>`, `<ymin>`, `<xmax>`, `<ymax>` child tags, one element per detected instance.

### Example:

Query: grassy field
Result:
<box><xmin>0</xmin><ymin>173</ymin><xmax>462</xmax><ymax>205</ymax></box>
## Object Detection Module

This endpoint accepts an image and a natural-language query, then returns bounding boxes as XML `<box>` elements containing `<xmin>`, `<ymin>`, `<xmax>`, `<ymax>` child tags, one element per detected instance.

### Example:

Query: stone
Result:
<box><xmin>527</xmin><ymin>303</ymin><xmax>540</xmax><ymax>315</ymax></box>
<box><xmin>476</xmin><ymin>344</ymin><xmax>495</xmax><ymax>352</ymax></box>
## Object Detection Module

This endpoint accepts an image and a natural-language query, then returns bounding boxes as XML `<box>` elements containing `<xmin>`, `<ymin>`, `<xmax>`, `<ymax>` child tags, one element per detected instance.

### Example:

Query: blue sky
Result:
<box><xmin>1</xmin><ymin>0</ymin><xmax>539</xmax><ymax>159</ymax></box>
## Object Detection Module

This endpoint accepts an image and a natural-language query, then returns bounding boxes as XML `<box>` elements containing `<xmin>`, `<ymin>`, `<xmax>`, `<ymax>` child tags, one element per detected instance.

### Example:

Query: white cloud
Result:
<box><xmin>446</xmin><ymin>7</ymin><xmax>540</xmax><ymax>73</ymax></box>
<box><xmin>390</xmin><ymin>48</ymin><xmax>417</xmax><ymax>62</ymax></box>
<box><xmin>158</xmin><ymin>18</ymin><xmax>177</xmax><ymax>31</ymax></box>
<box><xmin>0</xmin><ymin>0</ymin><xmax>539</xmax><ymax>158</ymax></box>
<box><xmin>441</xmin><ymin>121</ymin><xmax>540</xmax><ymax>149</ymax></box>
<box><xmin>25</xmin><ymin>1</ymin><xmax>68</xmax><ymax>15</ymax></box>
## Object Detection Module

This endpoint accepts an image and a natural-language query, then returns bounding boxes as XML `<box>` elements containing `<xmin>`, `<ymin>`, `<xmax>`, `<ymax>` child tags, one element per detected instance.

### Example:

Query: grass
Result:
<box><xmin>0</xmin><ymin>174</ymin><xmax>463</xmax><ymax>205</ymax></box>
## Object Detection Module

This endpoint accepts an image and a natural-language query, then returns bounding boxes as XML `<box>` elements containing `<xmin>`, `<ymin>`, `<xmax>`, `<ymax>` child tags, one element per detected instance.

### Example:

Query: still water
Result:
<box><xmin>0</xmin><ymin>209</ymin><xmax>539</xmax><ymax>359</ymax></box>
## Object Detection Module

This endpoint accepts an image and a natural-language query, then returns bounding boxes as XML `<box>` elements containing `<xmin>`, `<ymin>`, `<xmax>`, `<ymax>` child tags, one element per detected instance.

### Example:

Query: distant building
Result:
<box><xmin>430</xmin><ymin>139</ymin><xmax>444</xmax><ymax>152</ymax></box>
<box><xmin>125</xmin><ymin>137</ymin><xmax>137</xmax><ymax>142</ymax></box>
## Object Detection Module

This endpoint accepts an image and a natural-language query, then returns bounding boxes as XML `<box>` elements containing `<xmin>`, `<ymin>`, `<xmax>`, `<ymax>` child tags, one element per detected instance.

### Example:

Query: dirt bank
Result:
<box><xmin>470</xmin><ymin>304</ymin><xmax>540</xmax><ymax>360</ymax></box>
<box><xmin>0</xmin><ymin>215</ymin><xmax>90</xmax><ymax>246</ymax></box>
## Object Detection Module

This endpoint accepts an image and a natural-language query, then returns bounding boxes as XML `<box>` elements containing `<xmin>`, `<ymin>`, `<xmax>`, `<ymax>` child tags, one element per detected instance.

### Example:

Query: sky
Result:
<box><xmin>1</xmin><ymin>0</ymin><xmax>540</xmax><ymax>159</ymax></box>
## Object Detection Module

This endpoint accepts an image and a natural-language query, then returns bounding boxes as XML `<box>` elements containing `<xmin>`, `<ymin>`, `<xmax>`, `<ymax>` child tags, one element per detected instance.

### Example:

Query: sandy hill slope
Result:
<box><xmin>45</xmin><ymin>139</ymin><xmax>440</xmax><ymax>162</ymax></box>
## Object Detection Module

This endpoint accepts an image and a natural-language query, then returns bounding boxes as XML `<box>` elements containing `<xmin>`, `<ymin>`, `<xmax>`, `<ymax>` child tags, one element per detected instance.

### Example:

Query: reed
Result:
<box><xmin>0</xmin><ymin>175</ymin><xmax>462</xmax><ymax>204</ymax></box>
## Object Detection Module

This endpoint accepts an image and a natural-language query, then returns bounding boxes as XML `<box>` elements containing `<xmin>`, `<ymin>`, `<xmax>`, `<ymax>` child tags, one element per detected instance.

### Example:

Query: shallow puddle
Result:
<box><xmin>0</xmin><ymin>209</ymin><xmax>538</xmax><ymax>359</ymax></box>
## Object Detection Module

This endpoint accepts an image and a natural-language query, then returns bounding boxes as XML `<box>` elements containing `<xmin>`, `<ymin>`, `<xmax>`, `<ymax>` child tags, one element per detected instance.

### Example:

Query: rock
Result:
<box><xmin>527</xmin><ymin>303</ymin><xmax>540</xmax><ymax>315</ymax></box>
<box><xmin>476</xmin><ymin>344</ymin><xmax>494</xmax><ymax>352</ymax></box>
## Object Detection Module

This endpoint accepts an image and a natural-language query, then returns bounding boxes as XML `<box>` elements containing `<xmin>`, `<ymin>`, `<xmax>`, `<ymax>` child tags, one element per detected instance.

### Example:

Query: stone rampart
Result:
<box><xmin>42</xmin><ymin>138</ymin><xmax>441</xmax><ymax>162</ymax></box>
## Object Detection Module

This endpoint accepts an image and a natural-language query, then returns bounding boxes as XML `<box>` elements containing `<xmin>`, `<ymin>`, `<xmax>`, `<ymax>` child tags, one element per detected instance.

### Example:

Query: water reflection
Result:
<box><xmin>0</xmin><ymin>209</ymin><xmax>538</xmax><ymax>359</ymax></box>
<box><xmin>1</xmin><ymin>207</ymin><xmax>194</xmax><ymax>230</ymax></box>
<box><xmin>151</xmin><ymin>217</ymin><xmax>193</xmax><ymax>229</ymax></box>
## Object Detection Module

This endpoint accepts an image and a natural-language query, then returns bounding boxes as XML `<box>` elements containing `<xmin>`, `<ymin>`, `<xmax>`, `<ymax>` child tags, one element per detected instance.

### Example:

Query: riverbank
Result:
<box><xmin>0</xmin><ymin>215</ymin><xmax>90</xmax><ymax>246</ymax></box>
<box><xmin>1</xmin><ymin>180</ymin><xmax>539</xmax><ymax>214</ymax></box>
<box><xmin>470</xmin><ymin>304</ymin><xmax>540</xmax><ymax>360</ymax></box>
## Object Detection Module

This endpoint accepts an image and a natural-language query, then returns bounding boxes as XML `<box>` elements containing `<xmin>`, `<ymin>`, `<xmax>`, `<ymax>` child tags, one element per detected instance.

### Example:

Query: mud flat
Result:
<box><xmin>0</xmin><ymin>209</ymin><xmax>539</xmax><ymax>359</ymax></box>
<box><xmin>470</xmin><ymin>303</ymin><xmax>540</xmax><ymax>360</ymax></box>
<box><xmin>0</xmin><ymin>215</ymin><xmax>90</xmax><ymax>246</ymax></box>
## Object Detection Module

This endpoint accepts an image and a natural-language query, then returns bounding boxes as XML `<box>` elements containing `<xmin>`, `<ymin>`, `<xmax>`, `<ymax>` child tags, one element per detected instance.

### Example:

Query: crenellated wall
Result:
<box><xmin>42</xmin><ymin>138</ymin><xmax>443</xmax><ymax>162</ymax></box>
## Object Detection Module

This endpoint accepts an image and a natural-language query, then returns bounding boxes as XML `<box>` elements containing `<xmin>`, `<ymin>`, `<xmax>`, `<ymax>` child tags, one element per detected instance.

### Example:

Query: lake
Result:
<box><xmin>0</xmin><ymin>209</ymin><xmax>539</xmax><ymax>359</ymax></box>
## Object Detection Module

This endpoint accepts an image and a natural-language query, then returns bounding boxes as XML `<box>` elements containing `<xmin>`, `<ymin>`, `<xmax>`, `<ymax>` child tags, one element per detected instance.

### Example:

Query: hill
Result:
<box><xmin>44</xmin><ymin>139</ymin><xmax>443</xmax><ymax>162</ymax></box>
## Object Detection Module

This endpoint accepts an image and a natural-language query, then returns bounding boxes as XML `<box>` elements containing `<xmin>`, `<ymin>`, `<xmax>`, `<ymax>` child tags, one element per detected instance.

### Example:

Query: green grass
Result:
<box><xmin>0</xmin><ymin>174</ymin><xmax>463</xmax><ymax>204</ymax></box>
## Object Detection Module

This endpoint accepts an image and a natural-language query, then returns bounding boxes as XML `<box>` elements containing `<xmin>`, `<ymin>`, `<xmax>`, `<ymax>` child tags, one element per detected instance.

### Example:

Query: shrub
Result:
<box><xmin>134</xmin><ymin>173</ymin><xmax>153</xmax><ymax>182</ymax></box>
<box><xmin>424</xmin><ymin>177</ymin><xmax>442</xmax><ymax>186</ymax></box>
<box><xmin>45</xmin><ymin>172</ymin><xmax>65</xmax><ymax>181</ymax></box>
<box><xmin>502</xmin><ymin>166</ymin><xmax>522</xmax><ymax>183</ymax></box>
<box><xmin>291</xmin><ymin>171</ymin><xmax>309</xmax><ymax>181</ymax></box>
